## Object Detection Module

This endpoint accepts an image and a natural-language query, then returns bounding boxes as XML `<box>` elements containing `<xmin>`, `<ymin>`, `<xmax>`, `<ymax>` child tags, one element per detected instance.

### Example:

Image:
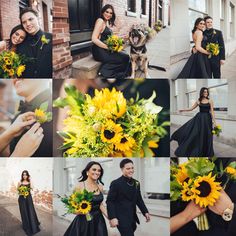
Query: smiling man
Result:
<box><xmin>106</xmin><ymin>159</ymin><xmax>150</xmax><ymax>236</ymax></box>
<box><xmin>10</xmin><ymin>79</ymin><xmax>52</xmax><ymax>157</ymax></box>
<box><xmin>16</xmin><ymin>7</ymin><xmax>52</xmax><ymax>78</ymax></box>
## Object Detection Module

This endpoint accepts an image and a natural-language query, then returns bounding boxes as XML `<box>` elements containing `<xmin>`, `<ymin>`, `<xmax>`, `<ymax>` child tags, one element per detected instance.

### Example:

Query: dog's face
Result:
<box><xmin>129</xmin><ymin>25</ymin><xmax>148</xmax><ymax>47</ymax></box>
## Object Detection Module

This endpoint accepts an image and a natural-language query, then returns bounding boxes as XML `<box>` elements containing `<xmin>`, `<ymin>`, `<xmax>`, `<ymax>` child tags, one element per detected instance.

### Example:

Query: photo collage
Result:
<box><xmin>0</xmin><ymin>0</ymin><xmax>236</xmax><ymax>236</ymax></box>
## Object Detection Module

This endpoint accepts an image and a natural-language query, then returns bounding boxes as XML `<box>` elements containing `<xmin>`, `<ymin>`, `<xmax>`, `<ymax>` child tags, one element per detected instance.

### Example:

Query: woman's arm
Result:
<box><xmin>170</xmin><ymin>201</ymin><xmax>206</xmax><ymax>234</ymax></box>
<box><xmin>209</xmin><ymin>100</ymin><xmax>216</xmax><ymax>126</ymax></box>
<box><xmin>92</xmin><ymin>19</ymin><xmax>109</xmax><ymax>49</ymax></box>
<box><xmin>179</xmin><ymin>101</ymin><xmax>199</xmax><ymax>112</ymax></box>
<box><xmin>0</xmin><ymin>40</ymin><xmax>6</xmax><ymax>52</ymax></box>
<box><xmin>98</xmin><ymin>185</ymin><xmax>108</xmax><ymax>218</ymax></box>
<box><xmin>194</xmin><ymin>31</ymin><xmax>210</xmax><ymax>55</ymax></box>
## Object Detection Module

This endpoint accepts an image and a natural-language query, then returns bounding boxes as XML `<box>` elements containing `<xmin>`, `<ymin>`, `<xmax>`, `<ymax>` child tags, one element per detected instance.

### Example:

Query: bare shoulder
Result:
<box><xmin>75</xmin><ymin>182</ymin><xmax>85</xmax><ymax>191</ymax></box>
<box><xmin>0</xmin><ymin>40</ymin><xmax>6</xmax><ymax>50</ymax></box>
<box><xmin>95</xmin><ymin>18</ymin><xmax>105</xmax><ymax>26</ymax></box>
<box><xmin>98</xmin><ymin>184</ymin><xmax>104</xmax><ymax>191</ymax></box>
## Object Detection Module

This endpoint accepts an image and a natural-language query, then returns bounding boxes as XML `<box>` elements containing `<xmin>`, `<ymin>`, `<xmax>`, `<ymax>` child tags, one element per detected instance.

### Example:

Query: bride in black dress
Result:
<box><xmin>177</xmin><ymin>18</ymin><xmax>211</xmax><ymax>78</ymax></box>
<box><xmin>64</xmin><ymin>161</ymin><xmax>108</xmax><ymax>236</ymax></box>
<box><xmin>92</xmin><ymin>4</ymin><xmax>130</xmax><ymax>79</ymax></box>
<box><xmin>18</xmin><ymin>170</ymin><xmax>40</xmax><ymax>235</ymax></box>
<box><xmin>171</xmin><ymin>87</ymin><xmax>215</xmax><ymax>157</ymax></box>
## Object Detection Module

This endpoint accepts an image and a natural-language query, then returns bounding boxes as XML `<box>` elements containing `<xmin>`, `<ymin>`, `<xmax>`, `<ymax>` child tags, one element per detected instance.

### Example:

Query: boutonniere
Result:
<box><xmin>135</xmin><ymin>180</ymin><xmax>140</xmax><ymax>189</ymax></box>
<box><xmin>40</xmin><ymin>35</ymin><xmax>50</xmax><ymax>50</ymax></box>
<box><xmin>213</xmin><ymin>30</ymin><xmax>217</xmax><ymax>35</ymax></box>
<box><xmin>34</xmin><ymin>101</ymin><xmax>52</xmax><ymax>124</ymax></box>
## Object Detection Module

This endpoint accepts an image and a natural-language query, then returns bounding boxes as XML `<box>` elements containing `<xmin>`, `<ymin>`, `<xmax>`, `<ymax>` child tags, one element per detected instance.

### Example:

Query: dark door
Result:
<box><xmin>68</xmin><ymin>0</ymin><xmax>101</xmax><ymax>53</ymax></box>
<box><xmin>19</xmin><ymin>0</ymin><xmax>30</xmax><ymax>10</ymax></box>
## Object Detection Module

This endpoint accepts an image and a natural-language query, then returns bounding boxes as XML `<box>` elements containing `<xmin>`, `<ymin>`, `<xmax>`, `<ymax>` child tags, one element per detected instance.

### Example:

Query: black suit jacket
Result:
<box><xmin>17</xmin><ymin>30</ymin><xmax>52</xmax><ymax>78</ymax></box>
<box><xmin>106</xmin><ymin>176</ymin><xmax>148</xmax><ymax>228</ymax></box>
<box><xmin>204</xmin><ymin>29</ymin><xmax>225</xmax><ymax>61</ymax></box>
<box><xmin>10</xmin><ymin>89</ymin><xmax>53</xmax><ymax>157</ymax></box>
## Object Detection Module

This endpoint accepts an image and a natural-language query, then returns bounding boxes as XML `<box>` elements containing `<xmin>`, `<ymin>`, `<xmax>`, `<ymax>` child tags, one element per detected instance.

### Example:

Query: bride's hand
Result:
<box><xmin>10</xmin><ymin>123</ymin><xmax>44</xmax><ymax>157</ymax></box>
<box><xmin>8</xmin><ymin>112</ymin><xmax>36</xmax><ymax>137</ymax></box>
<box><xmin>110</xmin><ymin>218</ymin><xmax>119</xmax><ymax>227</ymax></box>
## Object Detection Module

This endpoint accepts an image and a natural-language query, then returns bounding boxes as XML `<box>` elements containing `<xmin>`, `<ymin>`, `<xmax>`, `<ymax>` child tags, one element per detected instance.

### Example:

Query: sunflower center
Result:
<box><xmin>184</xmin><ymin>177</ymin><xmax>189</xmax><ymax>183</ymax></box>
<box><xmin>197</xmin><ymin>181</ymin><xmax>211</xmax><ymax>197</ymax></box>
<box><xmin>104</xmin><ymin>130</ymin><xmax>115</xmax><ymax>139</ymax></box>
<box><xmin>81</xmin><ymin>203</ymin><xmax>88</xmax><ymax>209</ymax></box>
<box><xmin>120</xmin><ymin>137</ymin><xmax>128</xmax><ymax>143</ymax></box>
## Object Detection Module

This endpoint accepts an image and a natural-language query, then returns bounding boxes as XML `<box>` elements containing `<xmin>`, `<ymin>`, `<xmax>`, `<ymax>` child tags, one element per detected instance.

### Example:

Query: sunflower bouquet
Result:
<box><xmin>225</xmin><ymin>162</ymin><xmax>236</xmax><ymax>182</ymax></box>
<box><xmin>171</xmin><ymin>158</ymin><xmax>222</xmax><ymax>231</ymax></box>
<box><xmin>0</xmin><ymin>50</ymin><xmax>27</xmax><ymax>78</ymax></box>
<box><xmin>206</xmin><ymin>43</ymin><xmax>220</xmax><ymax>58</ymax></box>
<box><xmin>212</xmin><ymin>124</ymin><xmax>222</xmax><ymax>137</ymax></box>
<box><xmin>18</xmin><ymin>185</ymin><xmax>30</xmax><ymax>198</ymax></box>
<box><xmin>105</xmin><ymin>35</ymin><xmax>124</xmax><ymax>52</ymax></box>
<box><xmin>154</xmin><ymin>20</ymin><xmax>163</xmax><ymax>32</ymax></box>
<box><xmin>53</xmin><ymin>84</ymin><xmax>169</xmax><ymax>157</ymax></box>
<box><xmin>60</xmin><ymin>189</ymin><xmax>94</xmax><ymax>221</ymax></box>
<box><xmin>34</xmin><ymin>101</ymin><xmax>52</xmax><ymax>124</ymax></box>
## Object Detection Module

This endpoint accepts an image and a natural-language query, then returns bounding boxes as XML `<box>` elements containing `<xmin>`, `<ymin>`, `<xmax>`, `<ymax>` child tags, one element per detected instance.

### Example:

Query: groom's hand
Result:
<box><xmin>220</xmin><ymin>60</ymin><xmax>225</xmax><ymax>65</ymax></box>
<box><xmin>145</xmin><ymin>213</ymin><xmax>151</xmax><ymax>222</ymax></box>
<box><xmin>110</xmin><ymin>218</ymin><xmax>119</xmax><ymax>227</ymax></box>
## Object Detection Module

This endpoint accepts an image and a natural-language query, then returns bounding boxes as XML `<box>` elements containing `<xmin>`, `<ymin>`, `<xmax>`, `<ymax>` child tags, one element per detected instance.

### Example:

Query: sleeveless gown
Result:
<box><xmin>18</xmin><ymin>184</ymin><xmax>40</xmax><ymax>235</ymax></box>
<box><xmin>64</xmin><ymin>191</ymin><xmax>108</xmax><ymax>236</ymax></box>
<box><xmin>92</xmin><ymin>26</ymin><xmax>131</xmax><ymax>79</ymax></box>
<box><xmin>177</xmin><ymin>33</ymin><xmax>211</xmax><ymax>78</ymax></box>
<box><xmin>171</xmin><ymin>102</ymin><xmax>214</xmax><ymax>157</ymax></box>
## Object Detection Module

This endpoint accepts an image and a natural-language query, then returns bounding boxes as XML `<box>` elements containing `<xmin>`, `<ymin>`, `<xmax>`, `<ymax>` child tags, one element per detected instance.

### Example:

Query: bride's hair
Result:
<box><xmin>78</xmin><ymin>161</ymin><xmax>104</xmax><ymax>185</ymax></box>
<box><xmin>101</xmin><ymin>4</ymin><xmax>116</xmax><ymax>26</ymax></box>
<box><xmin>9</xmin><ymin>25</ymin><xmax>26</xmax><ymax>49</ymax></box>
<box><xmin>199</xmin><ymin>87</ymin><xmax>209</xmax><ymax>101</ymax></box>
<box><xmin>192</xmin><ymin>17</ymin><xmax>204</xmax><ymax>34</ymax></box>
<box><xmin>20</xmin><ymin>170</ymin><xmax>30</xmax><ymax>183</ymax></box>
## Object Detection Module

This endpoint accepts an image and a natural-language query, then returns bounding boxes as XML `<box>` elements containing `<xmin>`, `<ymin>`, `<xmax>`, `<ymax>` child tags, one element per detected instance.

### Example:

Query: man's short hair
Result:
<box><xmin>120</xmin><ymin>159</ymin><xmax>133</xmax><ymax>168</ymax></box>
<box><xmin>20</xmin><ymin>7</ymin><xmax>38</xmax><ymax>20</ymax></box>
<box><xmin>204</xmin><ymin>16</ymin><xmax>213</xmax><ymax>21</ymax></box>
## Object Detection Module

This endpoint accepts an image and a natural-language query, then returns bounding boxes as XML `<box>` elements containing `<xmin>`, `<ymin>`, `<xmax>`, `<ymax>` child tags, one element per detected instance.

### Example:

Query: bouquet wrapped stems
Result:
<box><xmin>198</xmin><ymin>213</ymin><xmax>210</xmax><ymax>231</ymax></box>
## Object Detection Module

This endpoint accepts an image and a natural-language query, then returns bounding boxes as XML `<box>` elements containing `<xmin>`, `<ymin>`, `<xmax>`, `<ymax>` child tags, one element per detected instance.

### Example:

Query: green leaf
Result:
<box><xmin>58</xmin><ymin>142</ymin><xmax>74</xmax><ymax>150</ymax></box>
<box><xmin>46</xmin><ymin>112</ymin><xmax>52</xmax><ymax>122</ymax></box>
<box><xmin>57</xmin><ymin>131</ymin><xmax>72</xmax><ymax>139</ymax></box>
<box><xmin>39</xmin><ymin>101</ymin><xmax>48</xmax><ymax>111</ymax></box>
<box><xmin>53</xmin><ymin>97</ymin><xmax>68</xmax><ymax>108</ymax></box>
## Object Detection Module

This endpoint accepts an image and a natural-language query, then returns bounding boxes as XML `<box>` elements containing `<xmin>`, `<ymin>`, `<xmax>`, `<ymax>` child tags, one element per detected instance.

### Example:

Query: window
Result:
<box><xmin>68</xmin><ymin>0</ymin><xmax>101</xmax><ymax>52</ymax></box>
<box><xmin>186</xmin><ymin>79</ymin><xmax>196</xmax><ymax>92</ymax></box>
<box><xmin>220</xmin><ymin>0</ymin><xmax>226</xmax><ymax>34</ymax></box>
<box><xmin>127</xmin><ymin>0</ymin><xmax>136</xmax><ymax>12</ymax></box>
<box><xmin>141</xmin><ymin>0</ymin><xmax>146</xmax><ymax>15</ymax></box>
<box><xmin>19</xmin><ymin>0</ymin><xmax>30</xmax><ymax>9</ymax></box>
<box><xmin>208</xmin><ymin>80</ymin><xmax>228</xmax><ymax>111</ymax></box>
<box><xmin>187</xmin><ymin>91</ymin><xmax>197</xmax><ymax>107</ymax></box>
<box><xmin>229</xmin><ymin>2</ymin><xmax>235</xmax><ymax>38</ymax></box>
<box><xmin>65</xmin><ymin>166</ymin><xmax>76</xmax><ymax>192</ymax></box>
<box><xmin>186</xmin><ymin>80</ymin><xmax>197</xmax><ymax>107</ymax></box>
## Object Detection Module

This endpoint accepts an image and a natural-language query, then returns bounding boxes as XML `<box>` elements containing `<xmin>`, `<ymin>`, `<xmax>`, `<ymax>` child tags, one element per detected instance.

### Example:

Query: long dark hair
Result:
<box><xmin>9</xmin><ymin>24</ymin><xmax>26</xmax><ymax>49</ymax></box>
<box><xmin>198</xmin><ymin>87</ymin><xmax>209</xmax><ymax>102</ymax></box>
<box><xmin>78</xmin><ymin>161</ymin><xmax>104</xmax><ymax>185</ymax></box>
<box><xmin>101</xmin><ymin>4</ymin><xmax>116</xmax><ymax>26</ymax></box>
<box><xmin>192</xmin><ymin>18</ymin><xmax>204</xmax><ymax>34</ymax></box>
<box><xmin>20</xmin><ymin>170</ymin><xmax>30</xmax><ymax>183</ymax></box>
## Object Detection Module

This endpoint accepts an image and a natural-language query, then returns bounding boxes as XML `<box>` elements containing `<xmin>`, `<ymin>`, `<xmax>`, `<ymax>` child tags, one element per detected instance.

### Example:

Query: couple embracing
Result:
<box><xmin>64</xmin><ymin>159</ymin><xmax>151</xmax><ymax>236</ymax></box>
<box><xmin>178</xmin><ymin>16</ymin><xmax>225</xmax><ymax>78</ymax></box>
<box><xmin>0</xmin><ymin>7</ymin><xmax>52</xmax><ymax>78</ymax></box>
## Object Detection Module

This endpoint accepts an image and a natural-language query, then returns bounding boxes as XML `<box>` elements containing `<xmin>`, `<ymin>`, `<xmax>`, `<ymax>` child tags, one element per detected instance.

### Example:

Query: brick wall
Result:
<box><xmin>0</xmin><ymin>0</ymin><xmax>20</xmax><ymax>39</ymax></box>
<box><xmin>53</xmin><ymin>0</ymin><xmax>72</xmax><ymax>79</ymax></box>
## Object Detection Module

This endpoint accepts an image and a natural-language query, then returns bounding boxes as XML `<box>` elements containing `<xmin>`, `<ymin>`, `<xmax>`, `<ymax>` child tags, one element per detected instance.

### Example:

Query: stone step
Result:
<box><xmin>72</xmin><ymin>55</ymin><xmax>101</xmax><ymax>79</ymax></box>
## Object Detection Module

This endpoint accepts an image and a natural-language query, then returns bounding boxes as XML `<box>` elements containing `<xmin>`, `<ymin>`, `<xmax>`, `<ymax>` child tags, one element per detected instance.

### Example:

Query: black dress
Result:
<box><xmin>64</xmin><ymin>192</ymin><xmax>108</xmax><ymax>236</ymax></box>
<box><xmin>92</xmin><ymin>26</ymin><xmax>130</xmax><ymax>79</ymax></box>
<box><xmin>171</xmin><ymin>102</ymin><xmax>214</xmax><ymax>157</ymax></box>
<box><xmin>177</xmin><ymin>33</ymin><xmax>211</xmax><ymax>78</ymax></box>
<box><xmin>18</xmin><ymin>184</ymin><xmax>40</xmax><ymax>235</ymax></box>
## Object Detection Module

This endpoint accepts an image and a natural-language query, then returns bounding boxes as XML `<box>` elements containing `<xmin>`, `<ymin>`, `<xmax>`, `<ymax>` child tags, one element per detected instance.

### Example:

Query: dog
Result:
<box><xmin>129</xmin><ymin>25</ymin><xmax>153</xmax><ymax>78</ymax></box>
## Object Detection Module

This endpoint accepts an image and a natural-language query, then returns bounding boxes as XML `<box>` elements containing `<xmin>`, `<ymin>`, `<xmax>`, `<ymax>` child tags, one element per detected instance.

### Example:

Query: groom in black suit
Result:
<box><xmin>17</xmin><ymin>7</ymin><xmax>52</xmax><ymax>78</ymax></box>
<box><xmin>204</xmin><ymin>16</ymin><xmax>225</xmax><ymax>78</ymax></box>
<box><xmin>106</xmin><ymin>159</ymin><xmax>150</xmax><ymax>236</ymax></box>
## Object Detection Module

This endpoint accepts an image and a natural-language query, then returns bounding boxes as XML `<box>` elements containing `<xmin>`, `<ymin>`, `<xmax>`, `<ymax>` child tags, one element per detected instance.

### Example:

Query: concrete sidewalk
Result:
<box><xmin>222</xmin><ymin>49</ymin><xmax>236</xmax><ymax>79</ymax></box>
<box><xmin>0</xmin><ymin>195</ymin><xmax>52</xmax><ymax>236</ymax></box>
<box><xmin>171</xmin><ymin>124</ymin><xmax>236</xmax><ymax>157</ymax></box>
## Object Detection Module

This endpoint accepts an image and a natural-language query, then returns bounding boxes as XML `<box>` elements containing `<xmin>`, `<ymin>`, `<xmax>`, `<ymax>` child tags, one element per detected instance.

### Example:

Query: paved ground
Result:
<box><xmin>171</xmin><ymin>124</ymin><xmax>236</xmax><ymax>157</ymax></box>
<box><xmin>0</xmin><ymin>195</ymin><xmax>52</xmax><ymax>236</ymax></box>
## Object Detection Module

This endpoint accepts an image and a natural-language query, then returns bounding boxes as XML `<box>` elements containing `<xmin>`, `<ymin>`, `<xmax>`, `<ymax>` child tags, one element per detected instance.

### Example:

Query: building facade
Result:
<box><xmin>53</xmin><ymin>0</ymin><xmax>170</xmax><ymax>78</ymax></box>
<box><xmin>171</xmin><ymin>78</ymin><xmax>236</xmax><ymax>145</ymax></box>
<box><xmin>170</xmin><ymin>0</ymin><xmax>236</xmax><ymax>78</ymax></box>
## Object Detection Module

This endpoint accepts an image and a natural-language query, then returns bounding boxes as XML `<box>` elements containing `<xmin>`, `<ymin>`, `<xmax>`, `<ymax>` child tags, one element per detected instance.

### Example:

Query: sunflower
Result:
<box><xmin>91</xmin><ymin>88</ymin><xmax>126</xmax><ymax>118</ymax></box>
<box><xmin>16</xmin><ymin>65</ymin><xmax>25</xmax><ymax>77</ymax></box>
<box><xmin>77</xmin><ymin>200</ymin><xmax>92</xmax><ymax>215</ymax></box>
<box><xmin>181</xmin><ymin>180</ymin><xmax>194</xmax><ymax>202</ymax></box>
<box><xmin>101</xmin><ymin>120</ymin><xmax>122</xmax><ymax>144</ymax></box>
<box><xmin>225</xmin><ymin>166</ymin><xmax>236</xmax><ymax>176</ymax></box>
<box><xmin>175</xmin><ymin>163</ymin><xmax>189</xmax><ymax>185</ymax></box>
<box><xmin>115</xmin><ymin>135</ymin><xmax>135</xmax><ymax>152</ymax></box>
<box><xmin>35</xmin><ymin>108</ymin><xmax>47</xmax><ymax>124</ymax></box>
<box><xmin>191</xmin><ymin>173</ymin><xmax>222</xmax><ymax>208</ymax></box>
